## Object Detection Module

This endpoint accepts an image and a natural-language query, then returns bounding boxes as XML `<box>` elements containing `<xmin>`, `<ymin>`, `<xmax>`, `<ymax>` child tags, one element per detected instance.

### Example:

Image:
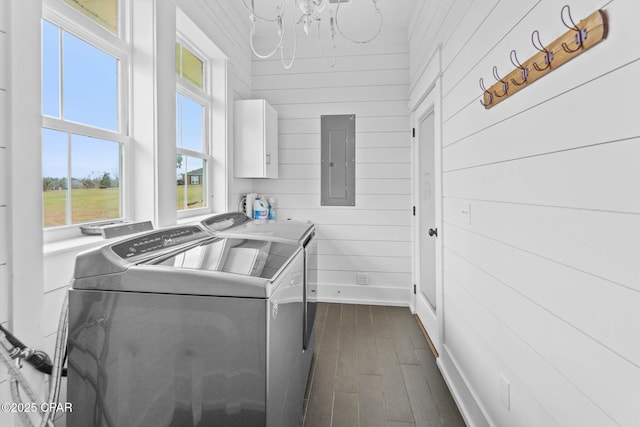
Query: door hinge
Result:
<box><xmin>412</xmin><ymin>206</ymin><xmax>416</xmax><ymax>216</ymax></box>
<box><xmin>412</xmin><ymin>128</ymin><xmax>416</xmax><ymax>138</ymax></box>
<box><xmin>413</xmin><ymin>284</ymin><xmax>417</xmax><ymax>294</ymax></box>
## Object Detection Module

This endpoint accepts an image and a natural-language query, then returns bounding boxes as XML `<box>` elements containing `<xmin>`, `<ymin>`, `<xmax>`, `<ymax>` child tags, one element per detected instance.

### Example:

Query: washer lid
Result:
<box><xmin>147</xmin><ymin>237</ymin><xmax>300</xmax><ymax>281</ymax></box>
<box><xmin>215</xmin><ymin>219</ymin><xmax>314</xmax><ymax>245</ymax></box>
<box><xmin>201</xmin><ymin>213</ymin><xmax>314</xmax><ymax>245</ymax></box>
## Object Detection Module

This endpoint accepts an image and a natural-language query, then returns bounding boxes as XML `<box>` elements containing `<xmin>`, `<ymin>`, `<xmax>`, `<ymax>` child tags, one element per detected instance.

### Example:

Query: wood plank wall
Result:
<box><xmin>0</xmin><ymin>0</ymin><xmax>9</xmax><ymax>411</ymax></box>
<box><xmin>410</xmin><ymin>0</ymin><xmax>640</xmax><ymax>426</ymax></box>
<box><xmin>251</xmin><ymin>29</ymin><xmax>413</xmax><ymax>304</ymax></box>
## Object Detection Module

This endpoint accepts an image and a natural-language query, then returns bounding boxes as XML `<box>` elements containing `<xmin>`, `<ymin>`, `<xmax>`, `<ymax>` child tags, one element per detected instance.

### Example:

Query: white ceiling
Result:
<box><xmin>245</xmin><ymin>0</ymin><xmax>417</xmax><ymax>34</ymax></box>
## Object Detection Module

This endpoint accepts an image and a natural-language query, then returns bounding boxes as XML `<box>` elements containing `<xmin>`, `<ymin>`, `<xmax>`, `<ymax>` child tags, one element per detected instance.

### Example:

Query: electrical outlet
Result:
<box><xmin>356</xmin><ymin>272</ymin><xmax>369</xmax><ymax>285</ymax></box>
<box><xmin>499</xmin><ymin>373</ymin><xmax>510</xmax><ymax>410</ymax></box>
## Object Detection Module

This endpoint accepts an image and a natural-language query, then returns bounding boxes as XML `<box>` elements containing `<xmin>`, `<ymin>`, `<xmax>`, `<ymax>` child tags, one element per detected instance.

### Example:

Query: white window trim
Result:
<box><xmin>176</xmin><ymin>8</ymin><xmax>228</xmax><ymax>221</ymax></box>
<box><xmin>176</xmin><ymin>64</ymin><xmax>211</xmax><ymax>216</ymax></box>
<box><xmin>42</xmin><ymin>0</ymin><xmax>131</xmax><ymax>242</ymax></box>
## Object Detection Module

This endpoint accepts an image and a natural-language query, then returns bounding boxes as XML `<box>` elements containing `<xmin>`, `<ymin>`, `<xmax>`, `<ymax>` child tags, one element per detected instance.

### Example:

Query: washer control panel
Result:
<box><xmin>111</xmin><ymin>226</ymin><xmax>208</xmax><ymax>259</ymax></box>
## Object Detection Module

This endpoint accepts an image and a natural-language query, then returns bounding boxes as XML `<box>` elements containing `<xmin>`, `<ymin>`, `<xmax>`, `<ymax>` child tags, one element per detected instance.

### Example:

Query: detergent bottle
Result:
<box><xmin>268</xmin><ymin>197</ymin><xmax>276</xmax><ymax>220</ymax></box>
<box><xmin>253</xmin><ymin>197</ymin><xmax>267</xmax><ymax>220</ymax></box>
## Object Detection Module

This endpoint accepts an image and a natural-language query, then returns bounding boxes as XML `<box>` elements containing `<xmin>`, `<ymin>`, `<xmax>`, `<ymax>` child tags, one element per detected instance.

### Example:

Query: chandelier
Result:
<box><xmin>242</xmin><ymin>0</ymin><xmax>383</xmax><ymax>69</ymax></box>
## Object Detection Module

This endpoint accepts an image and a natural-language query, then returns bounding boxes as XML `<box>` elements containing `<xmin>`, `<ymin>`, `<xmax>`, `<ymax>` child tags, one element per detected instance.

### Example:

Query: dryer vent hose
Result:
<box><xmin>0</xmin><ymin>324</ymin><xmax>67</xmax><ymax>377</ymax></box>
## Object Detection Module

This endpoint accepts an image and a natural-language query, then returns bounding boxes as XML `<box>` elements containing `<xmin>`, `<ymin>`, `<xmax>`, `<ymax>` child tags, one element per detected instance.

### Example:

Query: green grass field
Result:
<box><xmin>43</xmin><ymin>188</ymin><xmax>120</xmax><ymax>227</ymax></box>
<box><xmin>43</xmin><ymin>185</ymin><xmax>204</xmax><ymax>227</ymax></box>
<box><xmin>177</xmin><ymin>184</ymin><xmax>205</xmax><ymax>210</ymax></box>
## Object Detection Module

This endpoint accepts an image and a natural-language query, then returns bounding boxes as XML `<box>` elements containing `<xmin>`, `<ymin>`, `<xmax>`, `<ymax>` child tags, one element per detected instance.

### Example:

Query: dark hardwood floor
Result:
<box><xmin>303</xmin><ymin>303</ymin><xmax>466</xmax><ymax>427</ymax></box>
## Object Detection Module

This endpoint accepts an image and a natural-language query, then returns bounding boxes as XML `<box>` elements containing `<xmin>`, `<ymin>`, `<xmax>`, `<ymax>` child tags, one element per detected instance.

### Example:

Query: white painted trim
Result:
<box><xmin>175</xmin><ymin>7</ymin><xmax>229</xmax><ymax>218</ymax></box>
<box><xmin>412</xmin><ymin>86</ymin><xmax>443</xmax><ymax>353</ymax></box>
<box><xmin>154</xmin><ymin>0</ymin><xmax>178</xmax><ymax>227</ymax></box>
<box><xmin>8</xmin><ymin>0</ymin><xmax>46</xmax><ymax>397</ymax></box>
<box><xmin>42</xmin><ymin>0</ymin><xmax>132</xmax><ymax>242</ymax></box>
<box><xmin>439</xmin><ymin>345</ymin><xmax>493</xmax><ymax>427</ymax></box>
<box><xmin>411</xmin><ymin>46</ymin><xmax>444</xmax><ymax>354</ymax></box>
<box><xmin>41</xmin><ymin>116</ymin><xmax>130</xmax><ymax>144</ymax></box>
<box><xmin>317</xmin><ymin>283</ymin><xmax>410</xmax><ymax>307</ymax></box>
<box><xmin>43</xmin><ymin>0</ymin><xmax>130</xmax><ymax>56</ymax></box>
<box><xmin>409</xmin><ymin>44</ymin><xmax>442</xmax><ymax>112</ymax></box>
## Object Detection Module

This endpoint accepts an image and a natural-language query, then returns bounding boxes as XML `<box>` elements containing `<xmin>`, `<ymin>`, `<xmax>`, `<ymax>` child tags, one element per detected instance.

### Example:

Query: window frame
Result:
<box><xmin>63</xmin><ymin>0</ymin><xmax>121</xmax><ymax>36</ymax></box>
<box><xmin>42</xmin><ymin>0</ymin><xmax>131</xmax><ymax>239</ymax></box>
<box><xmin>175</xmin><ymin>35</ymin><xmax>213</xmax><ymax>218</ymax></box>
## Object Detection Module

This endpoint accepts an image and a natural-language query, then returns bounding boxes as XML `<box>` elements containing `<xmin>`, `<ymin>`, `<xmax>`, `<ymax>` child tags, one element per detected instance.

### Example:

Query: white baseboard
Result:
<box><xmin>438</xmin><ymin>344</ymin><xmax>493</xmax><ymax>427</ymax></box>
<box><xmin>316</xmin><ymin>283</ymin><xmax>410</xmax><ymax>307</ymax></box>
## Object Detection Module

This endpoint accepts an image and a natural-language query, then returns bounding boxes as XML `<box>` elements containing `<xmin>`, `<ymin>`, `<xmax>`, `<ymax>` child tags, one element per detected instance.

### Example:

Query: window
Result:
<box><xmin>64</xmin><ymin>0</ymin><xmax>118</xmax><ymax>34</ymax></box>
<box><xmin>176</xmin><ymin>40</ymin><xmax>209</xmax><ymax>212</ymax></box>
<box><xmin>176</xmin><ymin>42</ymin><xmax>203</xmax><ymax>89</ymax></box>
<box><xmin>42</xmin><ymin>3</ymin><xmax>128</xmax><ymax>229</ymax></box>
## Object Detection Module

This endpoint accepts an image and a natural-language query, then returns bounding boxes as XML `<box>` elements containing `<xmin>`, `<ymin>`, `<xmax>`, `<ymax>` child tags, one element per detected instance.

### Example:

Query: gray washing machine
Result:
<box><xmin>200</xmin><ymin>213</ymin><xmax>318</xmax><ymax>362</ymax></box>
<box><xmin>67</xmin><ymin>213</ymin><xmax>316</xmax><ymax>427</ymax></box>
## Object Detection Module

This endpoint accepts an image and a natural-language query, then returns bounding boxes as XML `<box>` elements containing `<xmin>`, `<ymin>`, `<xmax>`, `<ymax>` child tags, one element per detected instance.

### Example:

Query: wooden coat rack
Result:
<box><xmin>481</xmin><ymin>6</ymin><xmax>609</xmax><ymax>109</ymax></box>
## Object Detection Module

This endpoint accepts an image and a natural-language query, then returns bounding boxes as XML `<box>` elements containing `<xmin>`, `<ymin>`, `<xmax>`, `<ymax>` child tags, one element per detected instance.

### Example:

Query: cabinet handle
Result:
<box><xmin>266</xmin><ymin>153</ymin><xmax>271</xmax><ymax>165</ymax></box>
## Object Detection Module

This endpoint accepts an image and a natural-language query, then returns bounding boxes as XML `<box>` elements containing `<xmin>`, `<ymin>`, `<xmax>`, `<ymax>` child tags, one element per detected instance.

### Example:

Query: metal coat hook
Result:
<box><xmin>480</xmin><ymin>6</ymin><xmax>607</xmax><ymax>109</ymax></box>
<box><xmin>479</xmin><ymin>78</ymin><xmax>493</xmax><ymax>107</ymax></box>
<box><xmin>531</xmin><ymin>30</ymin><xmax>553</xmax><ymax>71</ymax></box>
<box><xmin>492</xmin><ymin>66</ymin><xmax>509</xmax><ymax>97</ymax></box>
<box><xmin>561</xmin><ymin>5</ymin><xmax>587</xmax><ymax>53</ymax></box>
<box><xmin>509</xmin><ymin>50</ymin><xmax>529</xmax><ymax>86</ymax></box>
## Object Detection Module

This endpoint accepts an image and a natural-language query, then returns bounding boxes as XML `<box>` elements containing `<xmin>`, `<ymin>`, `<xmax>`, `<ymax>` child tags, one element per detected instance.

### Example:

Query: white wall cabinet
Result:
<box><xmin>234</xmin><ymin>99</ymin><xmax>278</xmax><ymax>178</ymax></box>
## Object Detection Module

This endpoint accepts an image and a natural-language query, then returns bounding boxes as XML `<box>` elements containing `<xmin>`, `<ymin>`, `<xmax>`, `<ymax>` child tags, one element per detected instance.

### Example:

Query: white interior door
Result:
<box><xmin>419</xmin><ymin>111</ymin><xmax>436</xmax><ymax>309</ymax></box>
<box><xmin>413</xmin><ymin>84</ymin><xmax>443</xmax><ymax>354</ymax></box>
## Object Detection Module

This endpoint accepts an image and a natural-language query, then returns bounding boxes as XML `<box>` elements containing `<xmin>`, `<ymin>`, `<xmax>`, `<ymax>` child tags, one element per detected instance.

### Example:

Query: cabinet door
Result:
<box><xmin>265</xmin><ymin>103</ymin><xmax>278</xmax><ymax>178</ymax></box>
<box><xmin>234</xmin><ymin>99</ymin><xmax>278</xmax><ymax>178</ymax></box>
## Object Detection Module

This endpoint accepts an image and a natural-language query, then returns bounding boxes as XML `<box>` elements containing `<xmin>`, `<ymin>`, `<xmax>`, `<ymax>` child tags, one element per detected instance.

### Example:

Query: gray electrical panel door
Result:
<box><xmin>321</xmin><ymin>114</ymin><xmax>355</xmax><ymax>206</ymax></box>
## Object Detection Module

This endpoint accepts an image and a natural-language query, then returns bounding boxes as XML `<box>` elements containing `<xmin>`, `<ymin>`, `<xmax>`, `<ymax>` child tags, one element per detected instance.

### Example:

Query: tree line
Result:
<box><xmin>43</xmin><ymin>172</ymin><xmax>119</xmax><ymax>191</ymax></box>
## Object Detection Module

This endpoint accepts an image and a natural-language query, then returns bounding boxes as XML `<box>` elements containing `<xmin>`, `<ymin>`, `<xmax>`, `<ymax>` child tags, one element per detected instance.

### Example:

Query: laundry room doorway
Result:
<box><xmin>412</xmin><ymin>81</ymin><xmax>443</xmax><ymax>355</ymax></box>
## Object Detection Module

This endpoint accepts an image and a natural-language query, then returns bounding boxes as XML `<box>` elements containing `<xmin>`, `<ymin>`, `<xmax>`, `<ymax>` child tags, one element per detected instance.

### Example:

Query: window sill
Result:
<box><xmin>43</xmin><ymin>214</ymin><xmax>222</xmax><ymax>257</ymax></box>
<box><xmin>43</xmin><ymin>233</ymin><xmax>108</xmax><ymax>257</ymax></box>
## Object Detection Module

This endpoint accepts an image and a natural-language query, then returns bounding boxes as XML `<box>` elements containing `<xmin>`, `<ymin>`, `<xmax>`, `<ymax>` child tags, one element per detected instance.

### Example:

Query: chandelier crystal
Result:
<box><xmin>242</xmin><ymin>0</ymin><xmax>383</xmax><ymax>69</ymax></box>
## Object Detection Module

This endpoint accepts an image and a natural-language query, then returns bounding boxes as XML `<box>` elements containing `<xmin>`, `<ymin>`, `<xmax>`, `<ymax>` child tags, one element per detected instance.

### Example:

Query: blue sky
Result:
<box><xmin>42</xmin><ymin>19</ymin><xmax>204</xmax><ymax>181</ymax></box>
<box><xmin>42</xmin><ymin>19</ymin><xmax>119</xmax><ymax>180</ymax></box>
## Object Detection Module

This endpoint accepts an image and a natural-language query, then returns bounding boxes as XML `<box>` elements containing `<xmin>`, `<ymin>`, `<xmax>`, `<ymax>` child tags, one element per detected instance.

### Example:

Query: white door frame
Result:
<box><xmin>411</xmin><ymin>76</ymin><xmax>444</xmax><ymax>355</ymax></box>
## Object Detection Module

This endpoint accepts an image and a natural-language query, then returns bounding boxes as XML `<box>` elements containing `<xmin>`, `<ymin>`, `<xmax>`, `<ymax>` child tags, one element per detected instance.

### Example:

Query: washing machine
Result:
<box><xmin>200</xmin><ymin>213</ymin><xmax>318</xmax><ymax>363</ymax></box>
<box><xmin>67</xmin><ymin>213</ymin><xmax>316</xmax><ymax>427</ymax></box>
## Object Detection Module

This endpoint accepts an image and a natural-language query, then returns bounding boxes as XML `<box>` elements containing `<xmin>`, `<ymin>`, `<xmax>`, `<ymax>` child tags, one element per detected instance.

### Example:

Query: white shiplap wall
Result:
<box><xmin>410</xmin><ymin>0</ymin><xmax>640</xmax><ymax>426</ymax></box>
<box><xmin>0</xmin><ymin>0</ymin><xmax>9</xmax><ymax>413</ymax></box>
<box><xmin>251</xmin><ymin>30</ymin><xmax>413</xmax><ymax>305</ymax></box>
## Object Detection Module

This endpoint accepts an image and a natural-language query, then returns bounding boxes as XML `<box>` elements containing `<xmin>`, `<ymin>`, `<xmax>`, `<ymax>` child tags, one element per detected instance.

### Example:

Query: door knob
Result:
<box><xmin>428</xmin><ymin>228</ymin><xmax>438</xmax><ymax>237</ymax></box>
